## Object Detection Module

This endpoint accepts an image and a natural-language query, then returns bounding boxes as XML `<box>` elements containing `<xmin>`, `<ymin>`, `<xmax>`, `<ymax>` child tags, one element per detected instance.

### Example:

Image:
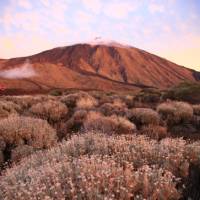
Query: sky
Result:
<box><xmin>0</xmin><ymin>0</ymin><xmax>199</xmax><ymax>71</ymax></box>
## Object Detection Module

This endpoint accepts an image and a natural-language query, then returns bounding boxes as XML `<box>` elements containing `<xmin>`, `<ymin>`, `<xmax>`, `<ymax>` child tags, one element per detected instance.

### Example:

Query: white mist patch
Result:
<box><xmin>87</xmin><ymin>38</ymin><xmax>131</xmax><ymax>48</ymax></box>
<box><xmin>0</xmin><ymin>61</ymin><xmax>36</xmax><ymax>79</ymax></box>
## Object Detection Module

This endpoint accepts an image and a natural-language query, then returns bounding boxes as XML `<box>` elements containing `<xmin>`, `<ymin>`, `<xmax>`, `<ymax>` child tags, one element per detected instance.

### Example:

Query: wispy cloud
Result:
<box><xmin>0</xmin><ymin>60</ymin><xmax>36</xmax><ymax>79</ymax></box>
<box><xmin>148</xmin><ymin>3</ymin><xmax>164</xmax><ymax>13</ymax></box>
<box><xmin>82</xmin><ymin>0</ymin><xmax>102</xmax><ymax>14</ymax></box>
<box><xmin>17</xmin><ymin>0</ymin><xmax>32</xmax><ymax>9</ymax></box>
<box><xmin>103</xmin><ymin>1</ymin><xmax>140</xmax><ymax>19</ymax></box>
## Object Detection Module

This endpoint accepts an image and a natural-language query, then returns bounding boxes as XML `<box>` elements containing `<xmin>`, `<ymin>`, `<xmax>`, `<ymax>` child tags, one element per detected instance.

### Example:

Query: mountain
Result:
<box><xmin>0</xmin><ymin>42</ymin><xmax>199</xmax><ymax>94</ymax></box>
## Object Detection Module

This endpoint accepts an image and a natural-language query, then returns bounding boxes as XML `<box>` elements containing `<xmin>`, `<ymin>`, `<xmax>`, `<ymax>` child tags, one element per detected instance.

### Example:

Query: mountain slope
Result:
<box><xmin>0</xmin><ymin>43</ymin><xmax>199</xmax><ymax>93</ymax></box>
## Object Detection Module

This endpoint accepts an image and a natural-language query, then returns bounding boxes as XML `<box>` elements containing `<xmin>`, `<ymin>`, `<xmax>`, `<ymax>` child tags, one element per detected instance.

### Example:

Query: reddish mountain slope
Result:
<box><xmin>0</xmin><ymin>43</ymin><xmax>199</xmax><ymax>93</ymax></box>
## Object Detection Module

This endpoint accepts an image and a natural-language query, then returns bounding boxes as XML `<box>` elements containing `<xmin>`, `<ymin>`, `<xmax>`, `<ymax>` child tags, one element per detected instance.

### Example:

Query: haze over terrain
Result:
<box><xmin>0</xmin><ymin>0</ymin><xmax>200</xmax><ymax>71</ymax></box>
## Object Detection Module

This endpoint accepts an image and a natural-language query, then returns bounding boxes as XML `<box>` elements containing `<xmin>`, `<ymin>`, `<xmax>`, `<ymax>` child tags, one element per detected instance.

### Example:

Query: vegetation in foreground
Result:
<box><xmin>0</xmin><ymin>86</ymin><xmax>200</xmax><ymax>199</ymax></box>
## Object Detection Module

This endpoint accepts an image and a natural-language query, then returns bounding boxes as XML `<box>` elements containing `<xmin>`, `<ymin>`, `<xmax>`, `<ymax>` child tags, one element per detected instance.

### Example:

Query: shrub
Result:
<box><xmin>127</xmin><ymin>108</ymin><xmax>160</xmax><ymax>127</ymax></box>
<box><xmin>0</xmin><ymin>101</ymin><xmax>20</xmax><ymax>119</ymax></box>
<box><xmin>83</xmin><ymin>112</ymin><xmax>136</xmax><ymax>134</ymax></box>
<box><xmin>29</xmin><ymin>100</ymin><xmax>68</xmax><ymax>122</ymax></box>
<box><xmin>122</xmin><ymin>95</ymin><xmax>135</xmax><ymax>108</ymax></box>
<box><xmin>0</xmin><ymin>155</ymin><xmax>180</xmax><ymax>200</ymax></box>
<box><xmin>76</xmin><ymin>96</ymin><xmax>98</xmax><ymax>110</ymax></box>
<box><xmin>193</xmin><ymin>104</ymin><xmax>200</xmax><ymax>116</ymax></box>
<box><xmin>11</xmin><ymin>145</ymin><xmax>34</xmax><ymax>163</ymax></box>
<box><xmin>3</xmin><ymin>95</ymin><xmax>56</xmax><ymax>110</ymax></box>
<box><xmin>1</xmin><ymin>132</ymin><xmax>200</xmax><ymax>199</ymax></box>
<box><xmin>141</xmin><ymin>125</ymin><xmax>168</xmax><ymax>140</ymax></box>
<box><xmin>163</xmin><ymin>82</ymin><xmax>200</xmax><ymax>104</ymax></box>
<box><xmin>0</xmin><ymin>115</ymin><xmax>57</xmax><ymax>148</ymax></box>
<box><xmin>62</xmin><ymin>109</ymin><xmax>88</xmax><ymax>136</ymax></box>
<box><xmin>169</xmin><ymin>124</ymin><xmax>197</xmax><ymax>136</ymax></box>
<box><xmin>60</xmin><ymin>91</ymin><xmax>95</xmax><ymax>108</ymax></box>
<box><xmin>0</xmin><ymin>151</ymin><xmax>4</xmax><ymax>166</ymax></box>
<box><xmin>49</xmin><ymin>89</ymin><xmax>62</xmax><ymax>96</ymax></box>
<box><xmin>157</xmin><ymin>101</ymin><xmax>193</xmax><ymax>125</ymax></box>
<box><xmin>0</xmin><ymin>137</ymin><xmax>6</xmax><ymax>151</ymax></box>
<box><xmin>99</xmin><ymin>99</ymin><xmax>127</xmax><ymax>116</ymax></box>
<box><xmin>0</xmin><ymin>116</ymin><xmax>57</xmax><ymax>164</ymax></box>
<box><xmin>134</xmin><ymin>89</ymin><xmax>162</xmax><ymax>103</ymax></box>
<box><xmin>97</xmin><ymin>94</ymin><xmax>113</xmax><ymax>105</ymax></box>
<box><xmin>191</xmin><ymin>115</ymin><xmax>200</xmax><ymax>130</ymax></box>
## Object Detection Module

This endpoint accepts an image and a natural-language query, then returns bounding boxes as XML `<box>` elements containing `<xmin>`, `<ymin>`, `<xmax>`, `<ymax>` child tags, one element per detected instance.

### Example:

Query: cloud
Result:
<box><xmin>40</xmin><ymin>0</ymin><xmax>50</xmax><ymax>7</ymax></box>
<box><xmin>17</xmin><ymin>0</ymin><xmax>32</xmax><ymax>9</ymax></box>
<box><xmin>75</xmin><ymin>11</ymin><xmax>94</xmax><ymax>25</ymax></box>
<box><xmin>82</xmin><ymin>0</ymin><xmax>102</xmax><ymax>14</ymax></box>
<box><xmin>103</xmin><ymin>1</ymin><xmax>139</xmax><ymax>19</ymax></box>
<box><xmin>148</xmin><ymin>3</ymin><xmax>164</xmax><ymax>13</ymax></box>
<box><xmin>0</xmin><ymin>0</ymin><xmax>69</xmax><ymax>32</ymax></box>
<box><xmin>0</xmin><ymin>60</ymin><xmax>36</xmax><ymax>79</ymax></box>
<box><xmin>82</xmin><ymin>0</ymin><xmax>140</xmax><ymax>18</ymax></box>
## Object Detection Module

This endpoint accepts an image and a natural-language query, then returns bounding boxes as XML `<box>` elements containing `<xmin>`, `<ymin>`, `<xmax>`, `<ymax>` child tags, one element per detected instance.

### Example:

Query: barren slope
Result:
<box><xmin>0</xmin><ymin>43</ymin><xmax>199</xmax><ymax>93</ymax></box>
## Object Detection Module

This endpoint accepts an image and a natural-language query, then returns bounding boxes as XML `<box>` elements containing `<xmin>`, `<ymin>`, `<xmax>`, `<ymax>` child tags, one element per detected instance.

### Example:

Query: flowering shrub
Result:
<box><xmin>29</xmin><ymin>100</ymin><xmax>68</xmax><ymax>122</ymax></box>
<box><xmin>0</xmin><ymin>155</ymin><xmax>180</xmax><ymax>200</ymax></box>
<box><xmin>1</xmin><ymin>132</ymin><xmax>200</xmax><ymax>199</ymax></box>
<box><xmin>84</xmin><ymin>112</ymin><xmax>136</xmax><ymax>134</ymax></box>
<box><xmin>127</xmin><ymin>108</ymin><xmax>160</xmax><ymax>127</ymax></box>
<box><xmin>157</xmin><ymin>101</ymin><xmax>193</xmax><ymax>125</ymax></box>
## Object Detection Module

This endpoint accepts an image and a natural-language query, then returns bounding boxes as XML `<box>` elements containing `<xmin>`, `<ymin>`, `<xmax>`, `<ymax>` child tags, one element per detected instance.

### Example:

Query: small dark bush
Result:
<box><xmin>134</xmin><ymin>89</ymin><xmax>162</xmax><ymax>103</ymax></box>
<box><xmin>49</xmin><ymin>89</ymin><xmax>63</xmax><ymax>96</ymax></box>
<box><xmin>163</xmin><ymin>82</ymin><xmax>200</xmax><ymax>104</ymax></box>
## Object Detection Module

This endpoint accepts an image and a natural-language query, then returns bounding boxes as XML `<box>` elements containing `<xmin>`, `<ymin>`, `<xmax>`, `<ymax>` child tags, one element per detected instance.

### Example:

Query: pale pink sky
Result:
<box><xmin>0</xmin><ymin>0</ymin><xmax>199</xmax><ymax>71</ymax></box>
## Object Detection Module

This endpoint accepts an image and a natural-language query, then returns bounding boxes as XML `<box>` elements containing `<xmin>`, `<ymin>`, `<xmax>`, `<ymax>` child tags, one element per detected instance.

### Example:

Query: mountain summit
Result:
<box><xmin>0</xmin><ymin>43</ymin><xmax>199</xmax><ymax>94</ymax></box>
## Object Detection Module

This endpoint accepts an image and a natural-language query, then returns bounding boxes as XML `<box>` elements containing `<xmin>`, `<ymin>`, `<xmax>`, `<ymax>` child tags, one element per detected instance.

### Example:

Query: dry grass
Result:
<box><xmin>127</xmin><ymin>108</ymin><xmax>160</xmax><ymax>127</ymax></box>
<box><xmin>157</xmin><ymin>101</ymin><xmax>193</xmax><ymax>125</ymax></box>
<box><xmin>1</xmin><ymin>132</ymin><xmax>200</xmax><ymax>199</ymax></box>
<box><xmin>29</xmin><ymin>100</ymin><xmax>68</xmax><ymax>122</ymax></box>
<box><xmin>84</xmin><ymin>112</ymin><xmax>136</xmax><ymax>134</ymax></box>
